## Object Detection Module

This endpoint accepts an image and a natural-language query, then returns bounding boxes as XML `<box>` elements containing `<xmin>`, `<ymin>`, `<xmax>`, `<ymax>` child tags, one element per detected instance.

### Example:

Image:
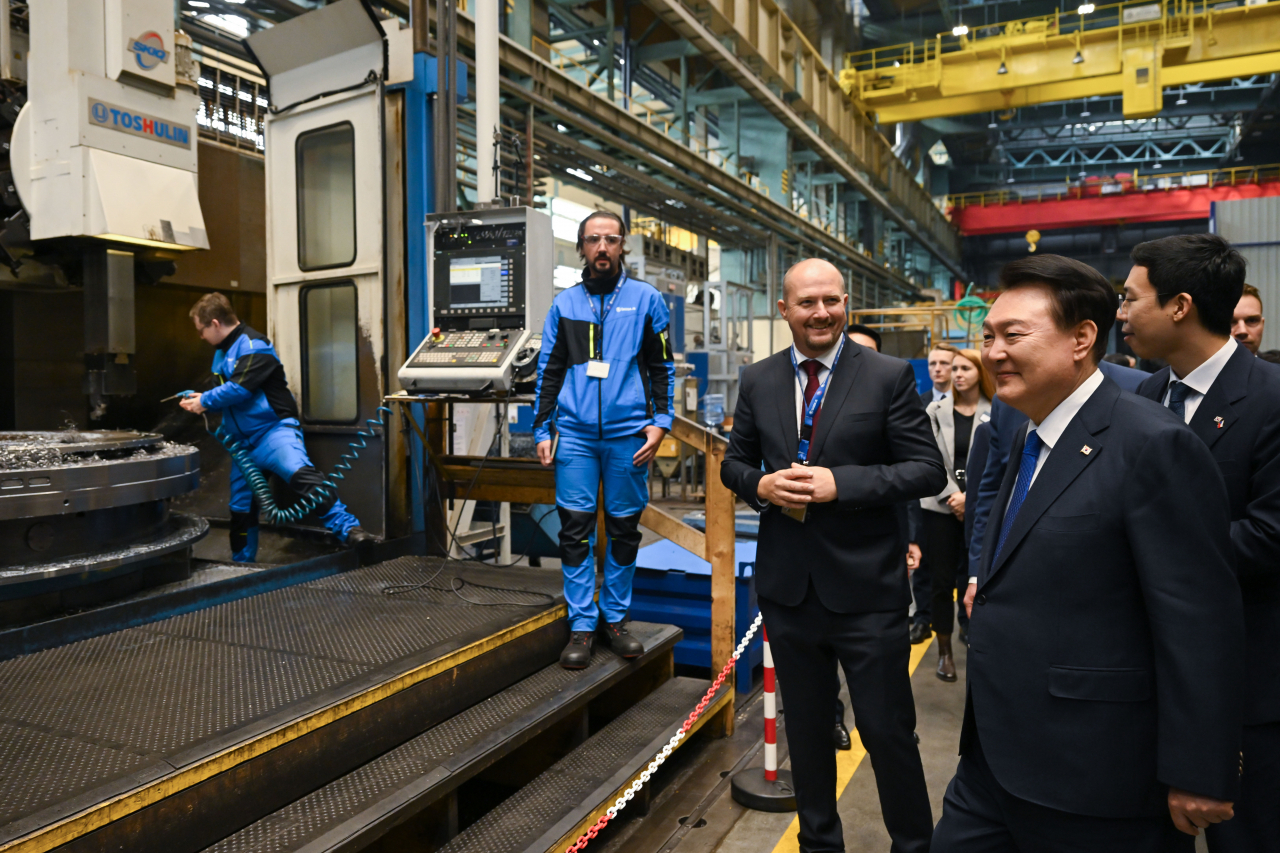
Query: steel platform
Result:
<box><xmin>441</xmin><ymin>676</ymin><xmax>730</xmax><ymax>853</ymax></box>
<box><xmin>204</xmin><ymin>621</ymin><xmax>685</xmax><ymax>853</ymax></box>
<box><xmin>0</xmin><ymin>556</ymin><xmax>570</xmax><ymax>853</ymax></box>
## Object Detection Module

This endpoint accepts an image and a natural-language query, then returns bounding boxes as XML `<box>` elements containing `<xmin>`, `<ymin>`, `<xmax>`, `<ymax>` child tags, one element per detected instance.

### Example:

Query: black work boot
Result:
<box><xmin>834</xmin><ymin>699</ymin><xmax>852</xmax><ymax>751</ymax></box>
<box><xmin>345</xmin><ymin>526</ymin><xmax>379</xmax><ymax>547</ymax></box>
<box><xmin>599</xmin><ymin>620</ymin><xmax>644</xmax><ymax>659</ymax></box>
<box><xmin>560</xmin><ymin>631</ymin><xmax>595</xmax><ymax>669</ymax></box>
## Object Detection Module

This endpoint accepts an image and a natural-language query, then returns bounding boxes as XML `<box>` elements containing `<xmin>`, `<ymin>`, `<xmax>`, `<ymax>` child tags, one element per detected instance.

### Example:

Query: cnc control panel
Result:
<box><xmin>399</xmin><ymin>207</ymin><xmax>552</xmax><ymax>393</ymax></box>
<box><xmin>407</xmin><ymin>329</ymin><xmax>517</xmax><ymax>366</ymax></box>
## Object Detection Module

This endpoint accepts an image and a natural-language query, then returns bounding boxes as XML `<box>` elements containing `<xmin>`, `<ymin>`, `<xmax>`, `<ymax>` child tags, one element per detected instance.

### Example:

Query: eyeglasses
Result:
<box><xmin>1117</xmin><ymin>293</ymin><xmax>1170</xmax><ymax>306</ymax></box>
<box><xmin>582</xmin><ymin>234</ymin><xmax>624</xmax><ymax>246</ymax></box>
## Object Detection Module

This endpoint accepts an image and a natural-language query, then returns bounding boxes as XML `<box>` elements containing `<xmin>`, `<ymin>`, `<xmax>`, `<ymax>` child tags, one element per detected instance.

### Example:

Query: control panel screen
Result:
<box><xmin>434</xmin><ymin>222</ymin><xmax>528</xmax><ymax>330</ymax></box>
<box><xmin>448</xmin><ymin>256</ymin><xmax>510</xmax><ymax>309</ymax></box>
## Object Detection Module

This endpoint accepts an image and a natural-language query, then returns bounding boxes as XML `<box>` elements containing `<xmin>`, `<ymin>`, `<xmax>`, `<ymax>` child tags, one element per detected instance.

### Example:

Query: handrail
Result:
<box><xmin>843</xmin><ymin>0</ymin><xmax>1224</xmax><ymax>74</ymax></box>
<box><xmin>945</xmin><ymin>162</ymin><xmax>1280</xmax><ymax>210</ymax></box>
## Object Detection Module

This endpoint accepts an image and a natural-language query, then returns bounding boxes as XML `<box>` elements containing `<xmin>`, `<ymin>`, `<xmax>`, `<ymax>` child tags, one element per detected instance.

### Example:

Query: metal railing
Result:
<box><xmin>842</xmin><ymin>0</ymin><xmax>1227</xmax><ymax>76</ymax></box>
<box><xmin>534</xmin><ymin>36</ymin><xmax>752</xmax><ymax>187</ymax></box>
<box><xmin>946</xmin><ymin>162</ymin><xmax>1280</xmax><ymax>210</ymax></box>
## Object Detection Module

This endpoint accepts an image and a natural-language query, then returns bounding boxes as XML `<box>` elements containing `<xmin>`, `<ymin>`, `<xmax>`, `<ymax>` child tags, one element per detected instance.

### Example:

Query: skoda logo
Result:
<box><xmin>91</xmin><ymin>102</ymin><xmax>108</xmax><ymax>122</ymax></box>
<box><xmin>128</xmin><ymin>31</ymin><xmax>169</xmax><ymax>71</ymax></box>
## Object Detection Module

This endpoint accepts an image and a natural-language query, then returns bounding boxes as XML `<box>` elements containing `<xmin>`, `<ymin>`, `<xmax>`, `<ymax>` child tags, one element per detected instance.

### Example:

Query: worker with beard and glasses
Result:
<box><xmin>533</xmin><ymin>211</ymin><xmax>675</xmax><ymax>669</ymax></box>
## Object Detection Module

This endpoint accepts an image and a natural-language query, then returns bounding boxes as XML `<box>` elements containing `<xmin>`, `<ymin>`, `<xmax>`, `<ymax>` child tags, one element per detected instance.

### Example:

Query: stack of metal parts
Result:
<box><xmin>0</xmin><ymin>430</ymin><xmax>205</xmax><ymax>625</ymax></box>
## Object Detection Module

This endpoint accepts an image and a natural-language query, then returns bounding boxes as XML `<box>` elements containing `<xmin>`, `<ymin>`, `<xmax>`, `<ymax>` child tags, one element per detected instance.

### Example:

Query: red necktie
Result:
<box><xmin>802</xmin><ymin>359</ymin><xmax>823</xmax><ymax>436</ymax></box>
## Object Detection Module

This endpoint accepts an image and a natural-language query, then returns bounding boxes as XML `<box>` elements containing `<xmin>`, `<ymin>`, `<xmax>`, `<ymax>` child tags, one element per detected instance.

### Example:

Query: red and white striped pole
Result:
<box><xmin>762</xmin><ymin>624</ymin><xmax>778</xmax><ymax>782</ymax></box>
<box><xmin>730</xmin><ymin>620</ymin><xmax>796</xmax><ymax>811</ymax></box>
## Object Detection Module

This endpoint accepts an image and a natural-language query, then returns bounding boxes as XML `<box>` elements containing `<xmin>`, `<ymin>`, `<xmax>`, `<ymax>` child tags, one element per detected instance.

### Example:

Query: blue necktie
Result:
<box><xmin>994</xmin><ymin>429</ymin><xmax>1043</xmax><ymax>560</ymax></box>
<box><xmin>1167</xmin><ymin>380</ymin><xmax>1191</xmax><ymax>421</ymax></box>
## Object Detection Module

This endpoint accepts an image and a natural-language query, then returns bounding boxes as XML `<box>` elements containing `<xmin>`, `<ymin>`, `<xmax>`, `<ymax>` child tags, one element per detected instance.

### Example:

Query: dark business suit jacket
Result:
<box><xmin>967</xmin><ymin>359</ymin><xmax>1149</xmax><ymax>576</ymax></box>
<box><xmin>1137</xmin><ymin>345</ymin><xmax>1280</xmax><ymax>725</ymax></box>
<box><xmin>963</xmin><ymin>420</ymin><xmax>992</xmax><ymax>549</ymax></box>
<box><xmin>963</xmin><ymin>377</ymin><xmax>1244</xmax><ymax>818</ymax></box>
<box><xmin>722</xmin><ymin>342</ymin><xmax>947</xmax><ymax>612</ymax></box>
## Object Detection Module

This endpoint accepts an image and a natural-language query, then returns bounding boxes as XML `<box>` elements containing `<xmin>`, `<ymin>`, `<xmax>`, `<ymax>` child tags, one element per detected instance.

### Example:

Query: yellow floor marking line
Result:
<box><xmin>769</xmin><ymin>637</ymin><xmax>934</xmax><ymax>853</ymax></box>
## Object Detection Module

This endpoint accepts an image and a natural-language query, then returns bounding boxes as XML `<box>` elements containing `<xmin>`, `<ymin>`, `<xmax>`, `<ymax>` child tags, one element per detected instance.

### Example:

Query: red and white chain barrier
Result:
<box><xmin>564</xmin><ymin>611</ymin><xmax>764</xmax><ymax>853</ymax></box>
<box><xmin>762</xmin><ymin>624</ymin><xmax>777</xmax><ymax>782</ymax></box>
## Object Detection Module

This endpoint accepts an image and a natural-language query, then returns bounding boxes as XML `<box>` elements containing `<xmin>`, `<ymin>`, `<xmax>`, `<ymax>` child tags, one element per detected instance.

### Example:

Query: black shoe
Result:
<box><xmin>599</xmin><ymin>620</ymin><xmax>644</xmax><ymax>659</ymax></box>
<box><xmin>834</xmin><ymin>699</ymin><xmax>851</xmax><ymax>751</ymax></box>
<box><xmin>560</xmin><ymin>631</ymin><xmax>594</xmax><ymax>669</ymax></box>
<box><xmin>345</xmin><ymin>526</ymin><xmax>378</xmax><ymax>547</ymax></box>
<box><xmin>909</xmin><ymin>622</ymin><xmax>933</xmax><ymax>645</ymax></box>
<box><xmin>958</xmin><ymin>624</ymin><xmax>969</xmax><ymax>645</ymax></box>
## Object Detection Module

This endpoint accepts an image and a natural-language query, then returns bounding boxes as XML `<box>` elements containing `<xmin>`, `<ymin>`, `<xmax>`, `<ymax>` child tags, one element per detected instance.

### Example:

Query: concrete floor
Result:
<box><xmin>650</xmin><ymin>633</ymin><xmax>1210</xmax><ymax>853</ymax></box>
<box><xmin>705</xmin><ymin>635</ymin><xmax>964</xmax><ymax>853</ymax></box>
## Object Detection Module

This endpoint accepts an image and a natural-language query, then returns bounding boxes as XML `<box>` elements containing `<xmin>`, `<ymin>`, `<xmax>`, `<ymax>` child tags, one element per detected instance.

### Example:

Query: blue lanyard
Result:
<box><xmin>586</xmin><ymin>270</ymin><xmax>627</xmax><ymax>326</ymax></box>
<box><xmin>585</xmin><ymin>271</ymin><xmax>626</xmax><ymax>360</ymax></box>
<box><xmin>790</xmin><ymin>337</ymin><xmax>844</xmax><ymax>463</ymax></box>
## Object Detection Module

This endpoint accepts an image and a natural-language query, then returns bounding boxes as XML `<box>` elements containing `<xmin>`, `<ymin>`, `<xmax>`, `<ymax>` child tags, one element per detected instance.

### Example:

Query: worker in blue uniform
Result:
<box><xmin>533</xmin><ymin>211</ymin><xmax>676</xmax><ymax>669</ymax></box>
<box><xmin>181</xmin><ymin>292</ymin><xmax>375</xmax><ymax>562</ymax></box>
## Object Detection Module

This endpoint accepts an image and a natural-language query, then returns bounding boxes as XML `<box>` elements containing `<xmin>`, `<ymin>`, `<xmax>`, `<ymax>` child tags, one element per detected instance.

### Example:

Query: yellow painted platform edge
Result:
<box><xmin>0</xmin><ymin>603</ymin><xmax>568</xmax><ymax>853</ymax></box>
<box><xmin>546</xmin><ymin>684</ymin><xmax>735</xmax><ymax>853</ymax></box>
<box><xmin>770</xmin><ymin>638</ymin><xmax>935</xmax><ymax>853</ymax></box>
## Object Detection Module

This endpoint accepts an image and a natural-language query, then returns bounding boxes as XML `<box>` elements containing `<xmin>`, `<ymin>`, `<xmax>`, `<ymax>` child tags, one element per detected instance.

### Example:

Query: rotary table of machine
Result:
<box><xmin>0</xmin><ymin>431</ymin><xmax>206</xmax><ymax>625</ymax></box>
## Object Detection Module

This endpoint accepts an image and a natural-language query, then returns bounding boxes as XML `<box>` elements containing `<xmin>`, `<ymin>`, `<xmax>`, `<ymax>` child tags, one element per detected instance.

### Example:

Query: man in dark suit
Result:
<box><xmin>1119</xmin><ymin>233</ymin><xmax>1280</xmax><ymax>853</ymax></box>
<box><xmin>923</xmin><ymin>342</ymin><xmax>958</xmax><ymax>406</ymax></box>
<box><xmin>935</xmin><ymin>254</ymin><xmax>1245</xmax><ymax>853</ymax></box>
<box><xmin>965</xmin><ymin>356</ymin><xmax>1148</xmax><ymax>585</ymax></box>
<box><xmin>723</xmin><ymin>258</ymin><xmax>947</xmax><ymax>853</ymax></box>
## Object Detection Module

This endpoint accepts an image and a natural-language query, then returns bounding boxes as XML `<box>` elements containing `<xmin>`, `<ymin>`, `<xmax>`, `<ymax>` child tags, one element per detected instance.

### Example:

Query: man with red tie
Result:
<box><xmin>721</xmin><ymin>258</ymin><xmax>947</xmax><ymax>853</ymax></box>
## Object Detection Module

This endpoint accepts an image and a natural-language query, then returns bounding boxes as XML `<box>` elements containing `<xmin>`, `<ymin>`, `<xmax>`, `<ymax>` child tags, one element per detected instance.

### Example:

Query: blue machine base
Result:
<box><xmin>631</xmin><ymin>539</ymin><xmax>763</xmax><ymax>695</ymax></box>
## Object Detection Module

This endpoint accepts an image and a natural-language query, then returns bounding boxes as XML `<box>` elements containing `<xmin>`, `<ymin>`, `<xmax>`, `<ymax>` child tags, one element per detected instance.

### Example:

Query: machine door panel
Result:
<box><xmin>264</xmin><ymin>86</ymin><xmax>385</xmax><ymax>537</ymax></box>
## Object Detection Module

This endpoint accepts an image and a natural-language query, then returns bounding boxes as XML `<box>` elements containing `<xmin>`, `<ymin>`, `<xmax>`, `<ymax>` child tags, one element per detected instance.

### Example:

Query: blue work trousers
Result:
<box><xmin>555</xmin><ymin>433</ymin><xmax>649</xmax><ymax>631</ymax></box>
<box><xmin>228</xmin><ymin>421</ymin><xmax>361</xmax><ymax>561</ymax></box>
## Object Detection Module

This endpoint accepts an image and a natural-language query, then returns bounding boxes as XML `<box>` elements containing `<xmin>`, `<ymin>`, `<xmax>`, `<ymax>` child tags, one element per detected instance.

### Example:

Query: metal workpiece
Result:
<box><xmin>0</xmin><ymin>431</ymin><xmax>203</xmax><ymax>610</ymax></box>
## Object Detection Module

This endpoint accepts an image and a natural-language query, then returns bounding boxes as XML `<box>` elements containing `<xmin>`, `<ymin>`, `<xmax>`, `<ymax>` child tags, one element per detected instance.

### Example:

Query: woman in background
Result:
<box><xmin>919</xmin><ymin>348</ymin><xmax>993</xmax><ymax>682</ymax></box>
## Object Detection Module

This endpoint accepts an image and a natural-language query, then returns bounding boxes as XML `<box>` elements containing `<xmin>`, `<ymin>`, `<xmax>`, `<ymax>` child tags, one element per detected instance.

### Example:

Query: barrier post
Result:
<box><xmin>703</xmin><ymin>431</ymin><xmax>736</xmax><ymax>736</ymax></box>
<box><xmin>730</xmin><ymin>624</ymin><xmax>797</xmax><ymax>811</ymax></box>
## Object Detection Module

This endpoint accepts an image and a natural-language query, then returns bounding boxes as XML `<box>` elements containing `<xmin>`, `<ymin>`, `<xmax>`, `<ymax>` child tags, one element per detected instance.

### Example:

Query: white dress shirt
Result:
<box><xmin>1161</xmin><ymin>338</ymin><xmax>1238</xmax><ymax>424</ymax></box>
<box><xmin>931</xmin><ymin>387</ymin><xmax>950</xmax><ymax>403</ymax></box>
<box><xmin>792</xmin><ymin>339</ymin><xmax>842</xmax><ymax>432</ymax></box>
<box><xmin>968</xmin><ymin>368</ymin><xmax>1105</xmax><ymax>584</ymax></box>
<box><xmin>1026</xmin><ymin>367</ymin><xmax>1106</xmax><ymax>488</ymax></box>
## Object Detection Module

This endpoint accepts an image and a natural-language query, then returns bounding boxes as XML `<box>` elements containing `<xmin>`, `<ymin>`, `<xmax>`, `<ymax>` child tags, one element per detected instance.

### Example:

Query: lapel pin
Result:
<box><xmin>1080</xmin><ymin>445</ymin><xmax>1092</xmax><ymax>455</ymax></box>
<box><xmin>1214</xmin><ymin>416</ymin><xmax>1225</xmax><ymax>429</ymax></box>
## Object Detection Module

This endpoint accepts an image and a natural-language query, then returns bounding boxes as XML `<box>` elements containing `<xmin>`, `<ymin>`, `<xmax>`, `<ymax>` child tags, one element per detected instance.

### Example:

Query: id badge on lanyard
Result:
<box><xmin>587</xmin><ymin>274</ymin><xmax>625</xmax><ymax>380</ymax></box>
<box><xmin>782</xmin><ymin>339</ymin><xmax>843</xmax><ymax>523</ymax></box>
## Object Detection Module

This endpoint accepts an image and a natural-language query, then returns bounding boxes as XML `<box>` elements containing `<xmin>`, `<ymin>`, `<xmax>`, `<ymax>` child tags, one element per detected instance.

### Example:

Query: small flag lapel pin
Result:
<box><xmin>1214</xmin><ymin>416</ymin><xmax>1225</xmax><ymax>429</ymax></box>
<box><xmin>1081</xmin><ymin>445</ymin><xmax>1092</xmax><ymax>455</ymax></box>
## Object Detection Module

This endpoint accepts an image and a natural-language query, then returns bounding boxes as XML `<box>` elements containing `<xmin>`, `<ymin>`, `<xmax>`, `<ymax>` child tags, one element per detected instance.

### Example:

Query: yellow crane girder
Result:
<box><xmin>841</xmin><ymin>0</ymin><xmax>1280</xmax><ymax>122</ymax></box>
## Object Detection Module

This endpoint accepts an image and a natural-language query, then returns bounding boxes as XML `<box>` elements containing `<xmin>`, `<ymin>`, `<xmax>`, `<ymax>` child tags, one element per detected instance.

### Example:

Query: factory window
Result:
<box><xmin>301</xmin><ymin>282</ymin><xmax>359</xmax><ymax>422</ymax></box>
<box><xmin>296</xmin><ymin>123</ymin><xmax>356</xmax><ymax>271</ymax></box>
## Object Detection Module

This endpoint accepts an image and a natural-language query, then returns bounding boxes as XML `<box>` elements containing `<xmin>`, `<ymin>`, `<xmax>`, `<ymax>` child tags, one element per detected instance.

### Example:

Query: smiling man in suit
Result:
<box><xmin>722</xmin><ymin>258</ymin><xmax>946</xmax><ymax>853</ymax></box>
<box><xmin>1119</xmin><ymin>233</ymin><xmax>1280</xmax><ymax>853</ymax></box>
<box><xmin>934</xmin><ymin>254</ymin><xmax>1245</xmax><ymax>853</ymax></box>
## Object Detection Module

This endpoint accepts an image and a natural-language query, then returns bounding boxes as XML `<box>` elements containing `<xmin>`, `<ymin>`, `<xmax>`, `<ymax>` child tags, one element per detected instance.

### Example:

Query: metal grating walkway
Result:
<box><xmin>441</xmin><ymin>676</ymin><xmax>725</xmax><ymax>853</ymax></box>
<box><xmin>204</xmin><ymin>622</ymin><xmax>682</xmax><ymax>853</ymax></box>
<box><xmin>0</xmin><ymin>557</ymin><xmax>564</xmax><ymax>846</ymax></box>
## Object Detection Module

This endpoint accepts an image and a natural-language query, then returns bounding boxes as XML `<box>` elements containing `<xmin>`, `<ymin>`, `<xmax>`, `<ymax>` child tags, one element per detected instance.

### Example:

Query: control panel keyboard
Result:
<box><xmin>409</xmin><ymin>330</ymin><xmax>517</xmax><ymax>367</ymax></box>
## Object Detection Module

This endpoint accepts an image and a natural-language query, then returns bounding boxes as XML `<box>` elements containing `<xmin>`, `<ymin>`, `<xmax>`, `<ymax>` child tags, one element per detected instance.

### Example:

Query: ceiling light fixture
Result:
<box><xmin>988</xmin><ymin>121</ymin><xmax>998</xmax><ymax>128</ymax></box>
<box><xmin>952</xmin><ymin>24</ymin><xmax>969</xmax><ymax>36</ymax></box>
<box><xmin>1078</xmin><ymin>3</ymin><xmax>1095</xmax><ymax>12</ymax></box>
<box><xmin>1073</xmin><ymin>50</ymin><xmax>1084</xmax><ymax>64</ymax></box>
<box><xmin>997</xmin><ymin>61</ymin><xmax>1008</xmax><ymax>74</ymax></box>
<box><xmin>1081</xmin><ymin>109</ymin><xmax>1091</xmax><ymax>117</ymax></box>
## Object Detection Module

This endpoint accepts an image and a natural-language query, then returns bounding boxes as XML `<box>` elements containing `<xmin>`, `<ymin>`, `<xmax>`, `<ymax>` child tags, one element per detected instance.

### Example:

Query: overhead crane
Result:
<box><xmin>841</xmin><ymin>0</ymin><xmax>1280</xmax><ymax>123</ymax></box>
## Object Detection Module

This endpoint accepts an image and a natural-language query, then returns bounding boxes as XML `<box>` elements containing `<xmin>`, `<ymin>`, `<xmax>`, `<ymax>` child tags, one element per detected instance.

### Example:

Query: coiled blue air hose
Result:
<box><xmin>209</xmin><ymin>406</ymin><xmax>393</xmax><ymax>525</ymax></box>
